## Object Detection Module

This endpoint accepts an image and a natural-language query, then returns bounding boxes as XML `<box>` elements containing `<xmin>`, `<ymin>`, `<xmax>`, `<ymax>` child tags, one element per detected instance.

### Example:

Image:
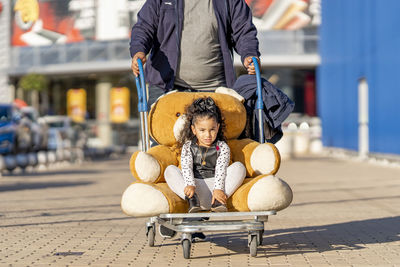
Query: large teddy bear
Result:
<box><xmin>121</xmin><ymin>90</ymin><xmax>293</xmax><ymax>217</ymax></box>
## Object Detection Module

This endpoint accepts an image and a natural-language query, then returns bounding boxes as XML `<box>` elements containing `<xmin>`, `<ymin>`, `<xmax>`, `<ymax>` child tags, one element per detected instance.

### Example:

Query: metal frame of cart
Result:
<box><xmin>135</xmin><ymin>57</ymin><xmax>274</xmax><ymax>258</ymax></box>
<box><xmin>145</xmin><ymin>211</ymin><xmax>276</xmax><ymax>258</ymax></box>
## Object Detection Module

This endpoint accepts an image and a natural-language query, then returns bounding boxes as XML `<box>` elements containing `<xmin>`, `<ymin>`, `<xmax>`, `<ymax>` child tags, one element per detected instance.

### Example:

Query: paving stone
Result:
<box><xmin>1</xmin><ymin>155</ymin><xmax>400</xmax><ymax>266</ymax></box>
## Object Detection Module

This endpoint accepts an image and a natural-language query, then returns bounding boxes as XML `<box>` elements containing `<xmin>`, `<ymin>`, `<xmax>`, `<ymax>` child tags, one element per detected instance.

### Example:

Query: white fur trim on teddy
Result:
<box><xmin>250</xmin><ymin>143</ymin><xmax>277</xmax><ymax>175</ymax></box>
<box><xmin>215</xmin><ymin>87</ymin><xmax>245</xmax><ymax>103</ymax></box>
<box><xmin>247</xmin><ymin>175</ymin><xmax>293</xmax><ymax>211</ymax></box>
<box><xmin>121</xmin><ymin>183</ymin><xmax>169</xmax><ymax>217</ymax></box>
<box><xmin>135</xmin><ymin>152</ymin><xmax>160</xmax><ymax>183</ymax></box>
<box><xmin>173</xmin><ymin>114</ymin><xmax>187</xmax><ymax>142</ymax></box>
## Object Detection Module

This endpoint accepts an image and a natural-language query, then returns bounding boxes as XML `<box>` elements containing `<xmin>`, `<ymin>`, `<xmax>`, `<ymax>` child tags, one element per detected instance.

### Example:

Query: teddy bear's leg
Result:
<box><xmin>228</xmin><ymin>139</ymin><xmax>280</xmax><ymax>177</ymax></box>
<box><xmin>121</xmin><ymin>182</ymin><xmax>188</xmax><ymax>217</ymax></box>
<box><xmin>246</xmin><ymin>175</ymin><xmax>292</xmax><ymax>211</ymax></box>
<box><xmin>121</xmin><ymin>182</ymin><xmax>169</xmax><ymax>217</ymax></box>
<box><xmin>130</xmin><ymin>145</ymin><xmax>179</xmax><ymax>183</ymax></box>
<box><xmin>229</xmin><ymin>174</ymin><xmax>293</xmax><ymax>212</ymax></box>
<box><xmin>249</xmin><ymin>142</ymin><xmax>281</xmax><ymax>175</ymax></box>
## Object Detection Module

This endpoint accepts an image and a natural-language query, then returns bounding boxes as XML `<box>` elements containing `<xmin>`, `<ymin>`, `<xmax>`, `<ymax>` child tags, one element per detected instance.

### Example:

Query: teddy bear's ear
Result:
<box><xmin>150</xmin><ymin>90</ymin><xmax>178</xmax><ymax>109</ymax></box>
<box><xmin>215</xmin><ymin>87</ymin><xmax>245</xmax><ymax>103</ymax></box>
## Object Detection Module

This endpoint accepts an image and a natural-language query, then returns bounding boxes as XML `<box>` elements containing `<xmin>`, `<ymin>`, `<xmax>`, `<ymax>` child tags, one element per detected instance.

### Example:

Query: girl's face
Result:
<box><xmin>191</xmin><ymin>116</ymin><xmax>220</xmax><ymax>147</ymax></box>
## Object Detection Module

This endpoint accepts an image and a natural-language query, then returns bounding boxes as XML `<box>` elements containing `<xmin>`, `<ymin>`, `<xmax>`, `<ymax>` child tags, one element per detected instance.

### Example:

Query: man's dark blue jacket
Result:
<box><xmin>129</xmin><ymin>0</ymin><xmax>260</xmax><ymax>92</ymax></box>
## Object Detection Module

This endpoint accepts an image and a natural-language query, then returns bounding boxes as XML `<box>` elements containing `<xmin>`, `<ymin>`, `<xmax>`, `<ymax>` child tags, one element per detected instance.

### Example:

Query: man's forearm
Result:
<box><xmin>129</xmin><ymin>0</ymin><xmax>159</xmax><ymax>57</ymax></box>
<box><xmin>229</xmin><ymin>0</ymin><xmax>260</xmax><ymax>63</ymax></box>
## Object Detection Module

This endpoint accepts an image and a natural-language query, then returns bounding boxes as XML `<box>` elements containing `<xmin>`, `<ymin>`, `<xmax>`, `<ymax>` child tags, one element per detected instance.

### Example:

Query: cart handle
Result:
<box><xmin>135</xmin><ymin>58</ymin><xmax>150</xmax><ymax>151</ymax></box>
<box><xmin>252</xmin><ymin>56</ymin><xmax>264</xmax><ymax>143</ymax></box>
<box><xmin>135</xmin><ymin>59</ymin><xmax>148</xmax><ymax>113</ymax></box>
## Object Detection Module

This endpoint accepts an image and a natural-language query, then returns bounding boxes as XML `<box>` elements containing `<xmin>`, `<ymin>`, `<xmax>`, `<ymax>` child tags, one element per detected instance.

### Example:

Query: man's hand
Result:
<box><xmin>244</xmin><ymin>56</ymin><xmax>260</xmax><ymax>75</ymax></box>
<box><xmin>131</xmin><ymin>52</ymin><xmax>147</xmax><ymax>77</ymax></box>
<box><xmin>212</xmin><ymin>189</ymin><xmax>227</xmax><ymax>204</ymax></box>
<box><xmin>184</xmin><ymin>185</ymin><xmax>196</xmax><ymax>198</ymax></box>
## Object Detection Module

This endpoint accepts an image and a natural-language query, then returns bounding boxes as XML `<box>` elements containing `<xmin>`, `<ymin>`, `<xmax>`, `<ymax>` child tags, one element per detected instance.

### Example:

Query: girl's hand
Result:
<box><xmin>244</xmin><ymin>56</ymin><xmax>260</xmax><ymax>75</ymax></box>
<box><xmin>212</xmin><ymin>189</ymin><xmax>227</xmax><ymax>204</ymax></box>
<box><xmin>184</xmin><ymin>185</ymin><xmax>196</xmax><ymax>198</ymax></box>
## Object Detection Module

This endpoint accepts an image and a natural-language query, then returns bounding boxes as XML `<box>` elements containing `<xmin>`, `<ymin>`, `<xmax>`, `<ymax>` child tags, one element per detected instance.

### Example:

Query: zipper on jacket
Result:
<box><xmin>175</xmin><ymin>0</ymin><xmax>181</xmax><ymax>57</ymax></box>
<box><xmin>173</xmin><ymin>0</ymin><xmax>181</xmax><ymax>86</ymax></box>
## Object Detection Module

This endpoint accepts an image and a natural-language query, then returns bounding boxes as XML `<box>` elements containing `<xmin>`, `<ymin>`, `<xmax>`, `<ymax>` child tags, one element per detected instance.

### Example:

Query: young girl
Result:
<box><xmin>164</xmin><ymin>97</ymin><xmax>246</xmax><ymax>212</ymax></box>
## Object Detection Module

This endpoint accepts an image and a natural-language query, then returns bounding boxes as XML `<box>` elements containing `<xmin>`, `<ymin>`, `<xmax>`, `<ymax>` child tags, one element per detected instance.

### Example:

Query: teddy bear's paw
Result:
<box><xmin>250</xmin><ymin>143</ymin><xmax>280</xmax><ymax>175</ymax></box>
<box><xmin>121</xmin><ymin>183</ymin><xmax>169</xmax><ymax>217</ymax></box>
<box><xmin>135</xmin><ymin>151</ymin><xmax>161</xmax><ymax>182</ymax></box>
<box><xmin>247</xmin><ymin>175</ymin><xmax>293</xmax><ymax>211</ymax></box>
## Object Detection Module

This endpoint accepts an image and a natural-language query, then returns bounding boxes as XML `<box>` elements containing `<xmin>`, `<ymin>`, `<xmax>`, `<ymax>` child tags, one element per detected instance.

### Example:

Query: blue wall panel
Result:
<box><xmin>318</xmin><ymin>0</ymin><xmax>400</xmax><ymax>154</ymax></box>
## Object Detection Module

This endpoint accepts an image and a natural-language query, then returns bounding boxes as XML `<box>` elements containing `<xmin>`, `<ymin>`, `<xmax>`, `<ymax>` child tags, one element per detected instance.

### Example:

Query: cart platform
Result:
<box><xmin>146</xmin><ymin>211</ymin><xmax>276</xmax><ymax>258</ymax></box>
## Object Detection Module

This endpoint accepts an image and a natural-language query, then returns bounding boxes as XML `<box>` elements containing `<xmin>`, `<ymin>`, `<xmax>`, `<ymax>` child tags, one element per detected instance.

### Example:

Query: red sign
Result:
<box><xmin>11</xmin><ymin>0</ymin><xmax>90</xmax><ymax>46</ymax></box>
<box><xmin>0</xmin><ymin>2</ymin><xmax>3</xmax><ymax>14</ymax></box>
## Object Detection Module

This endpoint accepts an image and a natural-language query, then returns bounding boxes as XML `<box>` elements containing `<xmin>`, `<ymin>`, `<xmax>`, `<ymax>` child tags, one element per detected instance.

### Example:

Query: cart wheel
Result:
<box><xmin>249</xmin><ymin>235</ymin><xmax>257</xmax><ymax>257</ymax></box>
<box><xmin>182</xmin><ymin>239</ymin><xmax>191</xmax><ymax>259</ymax></box>
<box><xmin>147</xmin><ymin>226</ymin><xmax>155</xmax><ymax>247</ymax></box>
<box><xmin>257</xmin><ymin>230</ymin><xmax>264</xmax><ymax>246</ymax></box>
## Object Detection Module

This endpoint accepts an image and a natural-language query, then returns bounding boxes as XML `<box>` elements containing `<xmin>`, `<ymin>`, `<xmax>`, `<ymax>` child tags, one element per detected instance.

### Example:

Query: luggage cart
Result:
<box><xmin>135</xmin><ymin>57</ymin><xmax>276</xmax><ymax>258</ymax></box>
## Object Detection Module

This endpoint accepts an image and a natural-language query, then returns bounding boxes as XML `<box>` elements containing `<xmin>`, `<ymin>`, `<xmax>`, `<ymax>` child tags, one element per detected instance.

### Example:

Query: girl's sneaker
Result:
<box><xmin>186</xmin><ymin>193</ymin><xmax>202</xmax><ymax>213</ymax></box>
<box><xmin>211</xmin><ymin>200</ymin><xmax>227</xmax><ymax>212</ymax></box>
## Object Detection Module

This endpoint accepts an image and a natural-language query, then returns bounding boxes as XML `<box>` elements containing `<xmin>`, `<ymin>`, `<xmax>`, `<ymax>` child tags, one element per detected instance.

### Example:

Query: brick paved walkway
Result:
<box><xmin>0</xmin><ymin>154</ymin><xmax>399</xmax><ymax>266</ymax></box>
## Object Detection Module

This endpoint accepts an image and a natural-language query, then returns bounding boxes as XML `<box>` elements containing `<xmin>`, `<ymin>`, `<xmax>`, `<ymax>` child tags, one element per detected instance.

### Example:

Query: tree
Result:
<box><xmin>18</xmin><ymin>73</ymin><xmax>48</xmax><ymax>113</ymax></box>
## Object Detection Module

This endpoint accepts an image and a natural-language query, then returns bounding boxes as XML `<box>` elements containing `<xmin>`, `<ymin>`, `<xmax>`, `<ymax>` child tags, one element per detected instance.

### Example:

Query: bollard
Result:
<box><xmin>74</xmin><ymin>148</ymin><xmax>84</xmax><ymax>164</ymax></box>
<box><xmin>275</xmin><ymin>122</ymin><xmax>297</xmax><ymax>160</ymax></box>
<box><xmin>27</xmin><ymin>152</ymin><xmax>39</xmax><ymax>167</ymax></box>
<box><xmin>309</xmin><ymin>138</ymin><xmax>323</xmax><ymax>154</ymax></box>
<box><xmin>47</xmin><ymin>151</ymin><xmax>57</xmax><ymax>166</ymax></box>
<box><xmin>309</xmin><ymin>117</ymin><xmax>323</xmax><ymax>154</ymax></box>
<box><xmin>56</xmin><ymin>149</ymin><xmax>64</xmax><ymax>162</ymax></box>
<box><xmin>63</xmin><ymin>149</ymin><xmax>72</xmax><ymax>162</ymax></box>
<box><xmin>275</xmin><ymin>132</ymin><xmax>292</xmax><ymax>160</ymax></box>
<box><xmin>37</xmin><ymin>151</ymin><xmax>48</xmax><ymax>171</ymax></box>
<box><xmin>294</xmin><ymin>122</ymin><xmax>310</xmax><ymax>155</ymax></box>
<box><xmin>16</xmin><ymin>154</ymin><xmax>29</xmax><ymax>170</ymax></box>
<box><xmin>0</xmin><ymin>155</ymin><xmax>4</xmax><ymax>176</ymax></box>
<box><xmin>288</xmin><ymin>122</ymin><xmax>298</xmax><ymax>158</ymax></box>
<box><xmin>4</xmin><ymin>155</ymin><xmax>17</xmax><ymax>172</ymax></box>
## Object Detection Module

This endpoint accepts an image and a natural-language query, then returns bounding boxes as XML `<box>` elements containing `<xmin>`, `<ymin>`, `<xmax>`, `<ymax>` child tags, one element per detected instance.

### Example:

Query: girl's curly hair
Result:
<box><xmin>178</xmin><ymin>97</ymin><xmax>226</xmax><ymax>147</ymax></box>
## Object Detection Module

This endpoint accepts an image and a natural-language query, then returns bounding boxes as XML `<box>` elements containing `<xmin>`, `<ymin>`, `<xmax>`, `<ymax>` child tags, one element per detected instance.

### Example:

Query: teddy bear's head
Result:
<box><xmin>149</xmin><ymin>91</ymin><xmax>246</xmax><ymax>146</ymax></box>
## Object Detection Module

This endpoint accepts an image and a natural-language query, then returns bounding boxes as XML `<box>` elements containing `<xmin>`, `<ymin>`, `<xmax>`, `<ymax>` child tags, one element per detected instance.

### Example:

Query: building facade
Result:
<box><xmin>2</xmin><ymin>0</ymin><xmax>320</xmax><ymax>147</ymax></box>
<box><xmin>0</xmin><ymin>0</ymin><xmax>12</xmax><ymax>103</ymax></box>
<box><xmin>318</xmin><ymin>0</ymin><xmax>400</xmax><ymax>155</ymax></box>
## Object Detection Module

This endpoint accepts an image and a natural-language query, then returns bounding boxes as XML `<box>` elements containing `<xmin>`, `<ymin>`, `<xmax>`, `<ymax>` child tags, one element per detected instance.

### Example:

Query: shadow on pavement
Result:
<box><xmin>294</xmin><ymin>184</ymin><xmax>400</xmax><ymax>194</ymax></box>
<box><xmin>4</xmin><ymin>203</ymin><xmax>121</xmax><ymax>213</ymax></box>
<box><xmin>1</xmin><ymin>169</ymin><xmax>101</xmax><ymax>177</ymax></box>
<box><xmin>190</xmin><ymin>216</ymin><xmax>400</xmax><ymax>258</ymax></box>
<box><xmin>4</xmin><ymin>193</ymin><xmax>122</xmax><ymax>204</ymax></box>
<box><xmin>0</xmin><ymin>216</ymin><xmax>132</xmax><ymax>228</ymax></box>
<box><xmin>3</xmin><ymin>204</ymin><xmax>122</xmax><ymax>220</ymax></box>
<box><xmin>0</xmin><ymin>181</ymin><xmax>93</xmax><ymax>192</ymax></box>
<box><xmin>292</xmin><ymin>195</ymin><xmax>400</xmax><ymax>207</ymax></box>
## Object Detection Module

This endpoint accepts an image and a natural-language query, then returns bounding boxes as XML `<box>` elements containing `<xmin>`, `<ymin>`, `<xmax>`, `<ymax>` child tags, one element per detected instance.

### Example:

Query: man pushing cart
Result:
<box><xmin>123</xmin><ymin>0</ymin><xmax>294</xmax><ymax>259</ymax></box>
<box><xmin>129</xmin><ymin>0</ymin><xmax>261</xmax><ymax>107</ymax></box>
